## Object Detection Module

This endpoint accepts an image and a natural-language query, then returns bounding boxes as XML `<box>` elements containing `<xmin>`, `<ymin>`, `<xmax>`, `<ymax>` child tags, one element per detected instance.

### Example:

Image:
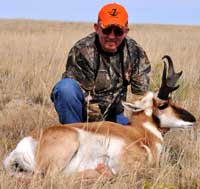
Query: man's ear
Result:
<box><xmin>94</xmin><ymin>23</ymin><xmax>99</xmax><ymax>33</ymax></box>
<box><xmin>124</xmin><ymin>27</ymin><xmax>129</xmax><ymax>36</ymax></box>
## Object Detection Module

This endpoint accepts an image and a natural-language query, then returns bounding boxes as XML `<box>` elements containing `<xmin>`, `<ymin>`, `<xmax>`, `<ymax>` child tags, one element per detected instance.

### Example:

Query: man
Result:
<box><xmin>51</xmin><ymin>3</ymin><xmax>151</xmax><ymax>125</ymax></box>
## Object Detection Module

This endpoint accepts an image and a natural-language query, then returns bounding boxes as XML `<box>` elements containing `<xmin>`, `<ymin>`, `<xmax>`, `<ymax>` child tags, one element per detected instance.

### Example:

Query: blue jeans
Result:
<box><xmin>51</xmin><ymin>78</ymin><xmax>129</xmax><ymax>125</ymax></box>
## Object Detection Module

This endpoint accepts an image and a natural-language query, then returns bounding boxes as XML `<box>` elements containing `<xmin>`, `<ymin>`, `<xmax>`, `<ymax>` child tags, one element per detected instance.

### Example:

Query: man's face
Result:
<box><xmin>94</xmin><ymin>24</ymin><xmax>129</xmax><ymax>53</ymax></box>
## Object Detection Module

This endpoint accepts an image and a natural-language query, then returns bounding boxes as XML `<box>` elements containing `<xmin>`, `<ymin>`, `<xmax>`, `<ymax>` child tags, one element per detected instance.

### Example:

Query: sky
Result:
<box><xmin>0</xmin><ymin>0</ymin><xmax>200</xmax><ymax>26</ymax></box>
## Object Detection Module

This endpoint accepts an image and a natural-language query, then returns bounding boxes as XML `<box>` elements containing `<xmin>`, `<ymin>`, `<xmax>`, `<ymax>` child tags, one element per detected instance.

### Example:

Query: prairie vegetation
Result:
<box><xmin>0</xmin><ymin>19</ymin><xmax>200</xmax><ymax>188</ymax></box>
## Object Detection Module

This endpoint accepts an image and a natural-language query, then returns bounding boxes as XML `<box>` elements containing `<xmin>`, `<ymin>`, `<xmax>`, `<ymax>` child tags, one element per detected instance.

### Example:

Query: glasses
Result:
<box><xmin>101</xmin><ymin>26</ymin><xmax>124</xmax><ymax>37</ymax></box>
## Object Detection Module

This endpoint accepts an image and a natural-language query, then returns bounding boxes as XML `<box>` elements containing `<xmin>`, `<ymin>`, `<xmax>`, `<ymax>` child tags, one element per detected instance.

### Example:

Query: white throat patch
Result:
<box><xmin>143</xmin><ymin>122</ymin><xmax>163</xmax><ymax>142</ymax></box>
<box><xmin>145</xmin><ymin>108</ymin><xmax>153</xmax><ymax>116</ymax></box>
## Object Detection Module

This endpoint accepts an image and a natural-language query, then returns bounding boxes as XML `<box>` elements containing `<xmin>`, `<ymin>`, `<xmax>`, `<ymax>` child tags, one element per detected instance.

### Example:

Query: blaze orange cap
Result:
<box><xmin>98</xmin><ymin>3</ymin><xmax>128</xmax><ymax>29</ymax></box>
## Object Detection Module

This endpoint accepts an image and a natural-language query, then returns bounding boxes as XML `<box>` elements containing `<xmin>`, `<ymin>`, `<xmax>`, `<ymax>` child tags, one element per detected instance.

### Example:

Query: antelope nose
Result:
<box><xmin>180</xmin><ymin>110</ymin><xmax>196</xmax><ymax>123</ymax></box>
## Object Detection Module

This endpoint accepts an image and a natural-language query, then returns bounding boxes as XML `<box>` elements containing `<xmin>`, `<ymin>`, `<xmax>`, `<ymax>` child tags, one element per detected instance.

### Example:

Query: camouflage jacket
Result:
<box><xmin>62</xmin><ymin>32</ymin><xmax>151</xmax><ymax>121</ymax></box>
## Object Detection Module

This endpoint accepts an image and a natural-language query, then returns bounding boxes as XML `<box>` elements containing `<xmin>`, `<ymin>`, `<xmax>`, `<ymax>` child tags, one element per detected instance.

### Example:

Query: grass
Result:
<box><xmin>0</xmin><ymin>19</ymin><xmax>200</xmax><ymax>188</ymax></box>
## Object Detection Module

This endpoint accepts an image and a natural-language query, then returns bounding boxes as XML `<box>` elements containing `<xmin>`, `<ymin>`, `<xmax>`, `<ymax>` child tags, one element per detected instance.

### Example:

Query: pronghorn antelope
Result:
<box><xmin>3</xmin><ymin>56</ymin><xmax>196</xmax><ymax>179</ymax></box>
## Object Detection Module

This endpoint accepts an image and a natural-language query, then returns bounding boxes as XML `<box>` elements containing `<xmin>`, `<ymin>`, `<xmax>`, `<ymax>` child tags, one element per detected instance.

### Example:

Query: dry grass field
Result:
<box><xmin>0</xmin><ymin>19</ymin><xmax>200</xmax><ymax>188</ymax></box>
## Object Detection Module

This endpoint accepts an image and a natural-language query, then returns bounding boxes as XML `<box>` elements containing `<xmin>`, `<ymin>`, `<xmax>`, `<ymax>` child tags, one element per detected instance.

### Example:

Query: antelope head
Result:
<box><xmin>122</xmin><ymin>55</ymin><xmax>196</xmax><ymax>130</ymax></box>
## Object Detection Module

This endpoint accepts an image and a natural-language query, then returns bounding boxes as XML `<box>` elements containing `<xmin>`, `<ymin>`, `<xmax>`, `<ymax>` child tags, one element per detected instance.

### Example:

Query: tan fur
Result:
<box><xmin>65</xmin><ymin>120</ymin><xmax>161</xmax><ymax>162</ymax></box>
<box><xmin>35</xmin><ymin>126</ymin><xmax>80</xmax><ymax>174</ymax></box>
<box><xmin>34</xmin><ymin>119</ymin><xmax>163</xmax><ymax>176</ymax></box>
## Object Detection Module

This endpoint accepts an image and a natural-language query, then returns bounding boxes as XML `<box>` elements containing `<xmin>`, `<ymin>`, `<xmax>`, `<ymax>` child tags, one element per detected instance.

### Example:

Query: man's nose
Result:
<box><xmin>107</xmin><ymin>30</ymin><xmax>116</xmax><ymax>38</ymax></box>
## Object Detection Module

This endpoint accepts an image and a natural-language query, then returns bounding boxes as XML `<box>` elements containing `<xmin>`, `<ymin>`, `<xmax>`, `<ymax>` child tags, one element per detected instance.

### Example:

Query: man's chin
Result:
<box><xmin>104</xmin><ymin>45</ymin><xmax>117</xmax><ymax>53</ymax></box>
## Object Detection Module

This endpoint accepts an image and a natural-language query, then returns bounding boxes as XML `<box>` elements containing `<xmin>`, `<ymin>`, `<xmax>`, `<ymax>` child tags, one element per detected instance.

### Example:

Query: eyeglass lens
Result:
<box><xmin>102</xmin><ymin>26</ymin><xmax>124</xmax><ymax>36</ymax></box>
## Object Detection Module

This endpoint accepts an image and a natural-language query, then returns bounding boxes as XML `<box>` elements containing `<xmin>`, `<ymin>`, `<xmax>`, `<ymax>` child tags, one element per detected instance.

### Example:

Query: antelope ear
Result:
<box><xmin>122</xmin><ymin>101</ymin><xmax>144</xmax><ymax>112</ymax></box>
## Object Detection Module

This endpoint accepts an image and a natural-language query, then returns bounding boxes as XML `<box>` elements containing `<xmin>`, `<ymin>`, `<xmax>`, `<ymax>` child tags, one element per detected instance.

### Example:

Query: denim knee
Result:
<box><xmin>52</xmin><ymin>78</ymin><xmax>83</xmax><ymax>103</ymax></box>
<box><xmin>116</xmin><ymin>113</ymin><xmax>129</xmax><ymax>125</ymax></box>
<box><xmin>51</xmin><ymin>78</ymin><xmax>84</xmax><ymax>124</ymax></box>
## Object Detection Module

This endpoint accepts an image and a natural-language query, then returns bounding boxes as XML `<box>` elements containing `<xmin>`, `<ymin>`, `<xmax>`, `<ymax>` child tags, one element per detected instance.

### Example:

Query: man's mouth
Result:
<box><xmin>105</xmin><ymin>39</ymin><xmax>117</xmax><ymax>43</ymax></box>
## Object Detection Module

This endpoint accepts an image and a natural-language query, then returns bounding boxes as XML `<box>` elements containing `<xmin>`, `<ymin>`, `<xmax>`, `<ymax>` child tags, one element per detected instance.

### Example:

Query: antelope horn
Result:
<box><xmin>157</xmin><ymin>55</ymin><xmax>183</xmax><ymax>100</ymax></box>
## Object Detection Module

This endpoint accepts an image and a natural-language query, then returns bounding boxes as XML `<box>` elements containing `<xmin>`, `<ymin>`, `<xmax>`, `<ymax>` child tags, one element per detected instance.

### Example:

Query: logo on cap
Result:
<box><xmin>108</xmin><ymin>9</ymin><xmax>118</xmax><ymax>17</ymax></box>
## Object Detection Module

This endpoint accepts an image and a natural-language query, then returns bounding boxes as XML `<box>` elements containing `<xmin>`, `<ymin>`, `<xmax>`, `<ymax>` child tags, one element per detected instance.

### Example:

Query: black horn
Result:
<box><xmin>157</xmin><ymin>55</ymin><xmax>183</xmax><ymax>100</ymax></box>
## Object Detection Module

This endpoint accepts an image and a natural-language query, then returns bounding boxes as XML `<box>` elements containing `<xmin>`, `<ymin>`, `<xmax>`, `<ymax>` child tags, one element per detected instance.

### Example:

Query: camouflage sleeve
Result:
<box><xmin>130</xmin><ymin>46</ymin><xmax>151</xmax><ymax>95</ymax></box>
<box><xmin>62</xmin><ymin>46</ymin><xmax>95</xmax><ymax>96</ymax></box>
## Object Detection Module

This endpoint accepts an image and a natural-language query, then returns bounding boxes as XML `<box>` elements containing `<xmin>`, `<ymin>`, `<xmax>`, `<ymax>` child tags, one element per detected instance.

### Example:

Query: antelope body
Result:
<box><xmin>3</xmin><ymin>56</ymin><xmax>196</xmax><ymax>178</ymax></box>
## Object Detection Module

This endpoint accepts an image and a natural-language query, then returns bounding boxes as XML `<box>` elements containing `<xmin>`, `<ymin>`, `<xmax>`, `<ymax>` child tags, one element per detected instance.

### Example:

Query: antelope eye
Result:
<box><xmin>158</xmin><ymin>103</ymin><xmax>168</xmax><ymax>110</ymax></box>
